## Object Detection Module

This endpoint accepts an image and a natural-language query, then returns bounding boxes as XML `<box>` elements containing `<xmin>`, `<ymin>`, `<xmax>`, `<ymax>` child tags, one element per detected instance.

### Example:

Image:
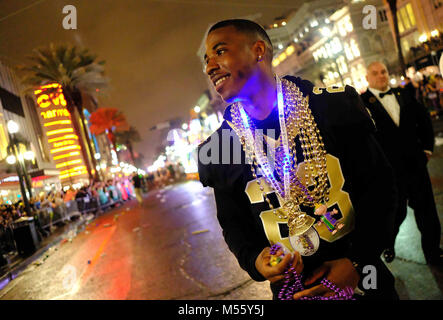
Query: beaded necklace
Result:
<box><xmin>230</xmin><ymin>77</ymin><xmax>330</xmax><ymax>238</ymax></box>
<box><xmin>270</xmin><ymin>244</ymin><xmax>355</xmax><ymax>300</ymax></box>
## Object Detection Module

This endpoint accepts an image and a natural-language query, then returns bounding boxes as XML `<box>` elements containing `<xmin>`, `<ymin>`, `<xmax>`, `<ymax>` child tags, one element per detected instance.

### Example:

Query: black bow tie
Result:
<box><xmin>379</xmin><ymin>89</ymin><xmax>393</xmax><ymax>98</ymax></box>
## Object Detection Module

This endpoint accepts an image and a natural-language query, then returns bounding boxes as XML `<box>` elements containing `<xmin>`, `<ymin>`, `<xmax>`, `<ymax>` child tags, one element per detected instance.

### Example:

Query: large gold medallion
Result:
<box><xmin>282</xmin><ymin>200</ymin><xmax>315</xmax><ymax>236</ymax></box>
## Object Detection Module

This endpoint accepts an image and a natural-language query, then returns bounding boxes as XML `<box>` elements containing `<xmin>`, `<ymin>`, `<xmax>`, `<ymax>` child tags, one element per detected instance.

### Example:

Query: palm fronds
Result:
<box><xmin>17</xmin><ymin>43</ymin><xmax>109</xmax><ymax>96</ymax></box>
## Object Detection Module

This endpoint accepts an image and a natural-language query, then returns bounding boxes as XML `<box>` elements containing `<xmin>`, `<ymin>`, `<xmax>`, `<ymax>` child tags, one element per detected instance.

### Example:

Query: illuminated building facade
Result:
<box><xmin>34</xmin><ymin>83</ymin><xmax>89</xmax><ymax>185</ymax></box>
<box><xmin>0</xmin><ymin>60</ymin><xmax>60</xmax><ymax>203</ymax></box>
<box><xmin>384</xmin><ymin>0</ymin><xmax>443</xmax><ymax>76</ymax></box>
<box><xmin>150</xmin><ymin>91</ymin><xmax>223</xmax><ymax>176</ymax></box>
<box><xmin>271</xmin><ymin>0</ymin><xmax>397</xmax><ymax>92</ymax></box>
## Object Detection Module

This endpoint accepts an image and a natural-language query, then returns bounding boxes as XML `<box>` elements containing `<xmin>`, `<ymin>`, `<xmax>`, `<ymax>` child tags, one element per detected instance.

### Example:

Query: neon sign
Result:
<box><xmin>34</xmin><ymin>84</ymin><xmax>67</xmax><ymax>108</ymax></box>
<box><xmin>41</xmin><ymin>109</ymin><xmax>71</xmax><ymax>119</ymax></box>
<box><xmin>35</xmin><ymin>83</ymin><xmax>88</xmax><ymax>182</ymax></box>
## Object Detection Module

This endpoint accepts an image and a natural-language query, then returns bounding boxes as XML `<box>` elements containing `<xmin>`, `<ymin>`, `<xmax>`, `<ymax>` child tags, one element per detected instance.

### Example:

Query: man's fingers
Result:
<box><xmin>304</xmin><ymin>264</ymin><xmax>328</xmax><ymax>286</ymax></box>
<box><xmin>291</xmin><ymin>251</ymin><xmax>304</xmax><ymax>274</ymax></box>
<box><xmin>275</xmin><ymin>252</ymin><xmax>292</xmax><ymax>272</ymax></box>
<box><xmin>269</xmin><ymin>275</ymin><xmax>285</xmax><ymax>283</ymax></box>
<box><xmin>293</xmin><ymin>284</ymin><xmax>328</xmax><ymax>300</ymax></box>
<box><xmin>324</xmin><ymin>291</ymin><xmax>336</xmax><ymax>298</ymax></box>
<box><xmin>260</xmin><ymin>247</ymin><xmax>271</xmax><ymax>264</ymax></box>
<box><xmin>261</xmin><ymin>247</ymin><xmax>270</xmax><ymax>256</ymax></box>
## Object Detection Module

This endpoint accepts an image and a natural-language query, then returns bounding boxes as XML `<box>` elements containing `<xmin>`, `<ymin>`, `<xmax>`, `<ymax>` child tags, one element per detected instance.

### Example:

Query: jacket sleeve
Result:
<box><xmin>213</xmin><ymin>187</ymin><xmax>267</xmax><ymax>282</ymax></box>
<box><xmin>198</xmin><ymin>140</ymin><xmax>268</xmax><ymax>282</ymax></box>
<box><xmin>406</xmin><ymin>89</ymin><xmax>435</xmax><ymax>152</ymax></box>
<box><xmin>336</xmin><ymin>87</ymin><xmax>398</xmax><ymax>264</ymax></box>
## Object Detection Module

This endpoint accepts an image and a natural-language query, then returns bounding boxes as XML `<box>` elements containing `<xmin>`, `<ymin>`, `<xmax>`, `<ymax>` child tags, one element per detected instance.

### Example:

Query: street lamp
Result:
<box><xmin>7</xmin><ymin>120</ymin><xmax>19</xmax><ymax>134</ymax></box>
<box><xmin>6</xmin><ymin>120</ymin><xmax>34</xmax><ymax>215</ymax></box>
<box><xmin>6</xmin><ymin>154</ymin><xmax>16</xmax><ymax>164</ymax></box>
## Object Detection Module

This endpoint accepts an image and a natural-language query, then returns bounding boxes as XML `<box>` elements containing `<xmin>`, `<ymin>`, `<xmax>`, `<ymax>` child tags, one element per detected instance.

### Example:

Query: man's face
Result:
<box><xmin>366</xmin><ymin>63</ymin><xmax>389</xmax><ymax>91</ymax></box>
<box><xmin>204</xmin><ymin>26</ymin><xmax>257</xmax><ymax>102</ymax></box>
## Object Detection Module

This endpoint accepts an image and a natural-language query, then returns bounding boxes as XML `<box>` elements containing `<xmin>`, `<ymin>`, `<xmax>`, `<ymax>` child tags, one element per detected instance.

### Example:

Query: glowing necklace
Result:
<box><xmin>230</xmin><ymin>77</ymin><xmax>330</xmax><ymax>248</ymax></box>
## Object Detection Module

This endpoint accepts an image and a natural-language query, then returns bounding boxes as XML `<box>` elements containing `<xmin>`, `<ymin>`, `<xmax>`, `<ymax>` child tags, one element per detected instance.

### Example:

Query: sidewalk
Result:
<box><xmin>0</xmin><ymin>214</ymin><xmax>92</xmax><ymax>291</ymax></box>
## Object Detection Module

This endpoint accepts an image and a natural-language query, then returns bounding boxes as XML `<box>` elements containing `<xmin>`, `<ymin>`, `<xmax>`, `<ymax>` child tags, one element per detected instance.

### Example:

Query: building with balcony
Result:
<box><xmin>384</xmin><ymin>0</ymin><xmax>443</xmax><ymax>77</ymax></box>
<box><xmin>273</xmin><ymin>0</ymin><xmax>398</xmax><ymax>92</ymax></box>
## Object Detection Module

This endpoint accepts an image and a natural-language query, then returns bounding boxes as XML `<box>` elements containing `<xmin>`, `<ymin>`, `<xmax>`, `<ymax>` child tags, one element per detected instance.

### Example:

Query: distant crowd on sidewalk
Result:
<box><xmin>145</xmin><ymin>162</ymin><xmax>187</xmax><ymax>190</ymax></box>
<box><xmin>402</xmin><ymin>73</ymin><xmax>443</xmax><ymax>118</ymax></box>
<box><xmin>1</xmin><ymin>163</ymin><xmax>188</xmax><ymax>260</ymax></box>
<box><xmin>0</xmin><ymin>176</ymin><xmax>137</xmax><ymax>258</ymax></box>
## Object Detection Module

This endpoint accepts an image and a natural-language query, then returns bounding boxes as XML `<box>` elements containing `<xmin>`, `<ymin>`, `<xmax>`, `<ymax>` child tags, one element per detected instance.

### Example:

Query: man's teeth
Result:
<box><xmin>215</xmin><ymin>76</ymin><xmax>229</xmax><ymax>86</ymax></box>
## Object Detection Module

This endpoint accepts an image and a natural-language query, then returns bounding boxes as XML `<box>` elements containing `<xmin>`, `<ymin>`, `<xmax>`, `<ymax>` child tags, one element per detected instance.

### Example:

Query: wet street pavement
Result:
<box><xmin>0</xmin><ymin>181</ymin><xmax>272</xmax><ymax>300</ymax></box>
<box><xmin>1</xmin><ymin>137</ymin><xmax>443</xmax><ymax>300</ymax></box>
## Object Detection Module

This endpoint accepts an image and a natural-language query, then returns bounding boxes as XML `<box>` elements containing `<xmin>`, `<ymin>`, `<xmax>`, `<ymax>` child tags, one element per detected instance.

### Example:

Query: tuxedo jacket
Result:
<box><xmin>360</xmin><ymin>88</ymin><xmax>434</xmax><ymax>176</ymax></box>
<box><xmin>198</xmin><ymin>76</ymin><xmax>397</xmax><ymax>288</ymax></box>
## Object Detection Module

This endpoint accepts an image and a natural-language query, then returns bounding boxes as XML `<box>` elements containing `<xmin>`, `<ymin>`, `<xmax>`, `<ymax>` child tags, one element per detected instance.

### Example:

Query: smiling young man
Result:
<box><xmin>198</xmin><ymin>19</ymin><xmax>399</xmax><ymax>300</ymax></box>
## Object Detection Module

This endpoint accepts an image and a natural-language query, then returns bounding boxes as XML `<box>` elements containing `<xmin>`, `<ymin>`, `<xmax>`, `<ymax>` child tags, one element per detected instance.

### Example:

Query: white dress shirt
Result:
<box><xmin>368</xmin><ymin>87</ymin><xmax>400</xmax><ymax>127</ymax></box>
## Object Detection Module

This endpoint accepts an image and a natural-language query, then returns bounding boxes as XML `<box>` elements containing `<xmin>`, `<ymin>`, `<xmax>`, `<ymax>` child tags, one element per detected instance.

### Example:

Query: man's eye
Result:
<box><xmin>216</xmin><ymin>49</ymin><xmax>226</xmax><ymax>55</ymax></box>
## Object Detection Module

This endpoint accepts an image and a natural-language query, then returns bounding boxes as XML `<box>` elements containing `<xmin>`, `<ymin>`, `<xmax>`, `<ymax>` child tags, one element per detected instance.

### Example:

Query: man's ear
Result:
<box><xmin>252</xmin><ymin>40</ymin><xmax>267</xmax><ymax>61</ymax></box>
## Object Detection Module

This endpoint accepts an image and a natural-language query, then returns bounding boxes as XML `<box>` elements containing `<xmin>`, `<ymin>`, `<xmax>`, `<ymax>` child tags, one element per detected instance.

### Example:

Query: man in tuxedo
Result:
<box><xmin>361</xmin><ymin>61</ymin><xmax>442</xmax><ymax>265</ymax></box>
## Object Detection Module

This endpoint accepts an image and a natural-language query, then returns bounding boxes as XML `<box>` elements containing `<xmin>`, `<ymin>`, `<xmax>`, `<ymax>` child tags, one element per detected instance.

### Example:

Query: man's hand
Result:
<box><xmin>292</xmin><ymin>258</ymin><xmax>360</xmax><ymax>300</ymax></box>
<box><xmin>255</xmin><ymin>247</ymin><xmax>303</xmax><ymax>283</ymax></box>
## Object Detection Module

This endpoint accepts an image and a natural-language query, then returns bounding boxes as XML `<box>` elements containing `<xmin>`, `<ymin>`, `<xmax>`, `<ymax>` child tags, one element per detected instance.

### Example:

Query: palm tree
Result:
<box><xmin>115</xmin><ymin>126</ymin><xmax>141</xmax><ymax>166</ymax></box>
<box><xmin>386</xmin><ymin>0</ymin><xmax>406</xmax><ymax>76</ymax></box>
<box><xmin>18</xmin><ymin>43</ymin><xmax>108</xmax><ymax>182</ymax></box>
<box><xmin>88</xmin><ymin>107</ymin><xmax>129</xmax><ymax>161</ymax></box>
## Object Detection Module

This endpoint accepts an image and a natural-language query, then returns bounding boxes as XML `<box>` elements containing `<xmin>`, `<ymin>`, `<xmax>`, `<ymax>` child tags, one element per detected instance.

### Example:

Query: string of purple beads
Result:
<box><xmin>270</xmin><ymin>244</ymin><xmax>355</xmax><ymax>301</ymax></box>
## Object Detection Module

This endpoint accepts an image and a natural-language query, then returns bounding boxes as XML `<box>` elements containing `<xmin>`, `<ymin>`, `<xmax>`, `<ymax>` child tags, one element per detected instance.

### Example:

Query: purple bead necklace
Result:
<box><xmin>270</xmin><ymin>244</ymin><xmax>355</xmax><ymax>301</ymax></box>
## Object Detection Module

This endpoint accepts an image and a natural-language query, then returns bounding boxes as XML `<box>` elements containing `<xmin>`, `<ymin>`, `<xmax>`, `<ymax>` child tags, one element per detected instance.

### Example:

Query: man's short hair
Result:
<box><xmin>366</xmin><ymin>61</ymin><xmax>388</xmax><ymax>72</ymax></box>
<box><xmin>208</xmin><ymin>19</ymin><xmax>273</xmax><ymax>60</ymax></box>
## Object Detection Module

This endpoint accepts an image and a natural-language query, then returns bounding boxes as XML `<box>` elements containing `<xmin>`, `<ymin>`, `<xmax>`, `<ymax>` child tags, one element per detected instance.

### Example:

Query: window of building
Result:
<box><xmin>432</xmin><ymin>0</ymin><xmax>443</xmax><ymax>9</ymax></box>
<box><xmin>0</xmin><ymin>122</ymin><xmax>8</xmax><ymax>160</ymax></box>
<box><xmin>332</xmin><ymin>37</ymin><xmax>343</xmax><ymax>54</ymax></box>
<box><xmin>336</xmin><ymin>55</ymin><xmax>348</xmax><ymax>74</ymax></box>
<box><xmin>337</xmin><ymin>15</ymin><xmax>353</xmax><ymax>37</ymax></box>
<box><xmin>397</xmin><ymin>3</ymin><xmax>416</xmax><ymax>34</ymax></box>
<box><xmin>400</xmin><ymin>7</ymin><xmax>411</xmax><ymax>30</ymax></box>
<box><xmin>379</xmin><ymin>9</ymin><xmax>388</xmax><ymax>22</ymax></box>
<box><xmin>350</xmin><ymin>39</ymin><xmax>361</xmax><ymax>58</ymax></box>
<box><xmin>344</xmin><ymin>42</ymin><xmax>354</xmax><ymax>61</ymax></box>
<box><xmin>398</xmin><ymin>13</ymin><xmax>405</xmax><ymax>33</ymax></box>
<box><xmin>405</xmin><ymin>3</ymin><xmax>416</xmax><ymax>26</ymax></box>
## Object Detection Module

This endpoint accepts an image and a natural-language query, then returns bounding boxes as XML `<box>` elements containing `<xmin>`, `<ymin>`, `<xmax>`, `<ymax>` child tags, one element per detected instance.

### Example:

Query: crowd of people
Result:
<box><xmin>1</xmin><ymin>166</ymin><xmax>188</xmax><ymax>263</ymax></box>
<box><xmin>0</xmin><ymin>176</ymin><xmax>137</xmax><ymax>260</ymax></box>
<box><xmin>403</xmin><ymin>73</ymin><xmax>443</xmax><ymax>117</ymax></box>
<box><xmin>145</xmin><ymin>163</ymin><xmax>186</xmax><ymax>190</ymax></box>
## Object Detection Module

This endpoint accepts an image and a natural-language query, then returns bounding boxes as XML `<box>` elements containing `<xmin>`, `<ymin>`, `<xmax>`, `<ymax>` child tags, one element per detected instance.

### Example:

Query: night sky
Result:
<box><xmin>0</xmin><ymin>0</ymin><xmax>302</xmax><ymax>166</ymax></box>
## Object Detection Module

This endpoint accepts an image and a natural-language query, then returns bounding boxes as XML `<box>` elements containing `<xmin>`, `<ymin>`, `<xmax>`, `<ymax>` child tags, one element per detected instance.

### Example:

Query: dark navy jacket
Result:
<box><xmin>198</xmin><ymin>76</ymin><xmax>397</xmax><ymax>295</ymax></box>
